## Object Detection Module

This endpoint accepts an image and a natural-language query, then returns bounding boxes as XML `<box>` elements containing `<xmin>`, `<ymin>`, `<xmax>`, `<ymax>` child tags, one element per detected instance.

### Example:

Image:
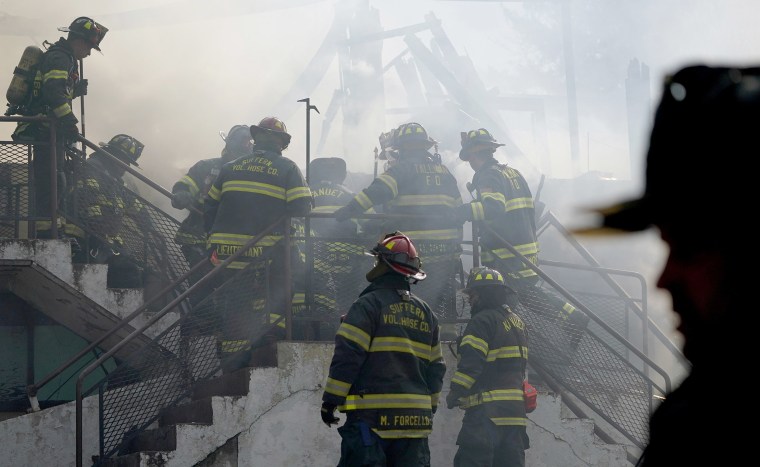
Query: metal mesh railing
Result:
<box><xmin>0</xmin><ymin>141</ymin><xmax>32</xmax><ymax>239</ymax></box>
<box><xmin>91</xmin><ymin>225</ymin><xmax>659</xmax><ymax>459</ymax></box>
<box><xmin>516</xmin><ymin>283</ymin><xmax>651</xmax><ymax>447</ymax></box>
<box><xmin>95</xmin><ymin>251</ymin><xmax>283</xmax><ymax>459</ymax></box>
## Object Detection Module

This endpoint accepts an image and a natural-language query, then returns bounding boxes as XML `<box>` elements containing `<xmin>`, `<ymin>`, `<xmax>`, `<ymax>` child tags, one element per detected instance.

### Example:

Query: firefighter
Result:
<box><xmin>451</xmin><ymin>128</ymin><xmax>589</xmax><ymax>347</ymax></box>
<box><xmin>63</xmin><ymin>134</ymin><xmax>144</xmax><ymax>288</ymax></box>
<box><xmin>333</xmin><ymin>122</ymin><xmax>464</xmax><ymax>338</ymax></box>
<box><xmin>308</xmin><ymin>157</ymin><xmax>374</xmax><ymax>317</ymax></box>
<box><xmin>321</xmin><ymin>232</ymin><xmax>446</xmax><ymax>466</ymax></box>
<box><xmin>446</xmin><ymin>266</ymin><xmax>530</xmax><ymax>467</ymax></box>
<box><xmin>11</xmin><ymin>17</ymin><xmax>108</xmax><ymax>238</ymax></box>
<box><xmin>171</xmin><ymin>124</ymin><xmax>252</xmax><ymax>305</ymax></box>
<box><xmin>203</xmin><ymin>116</ymin><xmax>312</xmax><ymax>368</ymax></box>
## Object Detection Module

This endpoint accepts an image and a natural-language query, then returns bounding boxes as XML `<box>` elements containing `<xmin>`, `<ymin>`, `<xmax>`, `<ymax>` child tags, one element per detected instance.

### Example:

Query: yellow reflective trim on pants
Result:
<box><xmin>491</xmin><ymin>417</ymin><xmax>528</xmax><ymax>426</ymax></box>
<box><xmin>340</xmin><ymin>393</ymin><xmax>432</xmax><ymax>410</ymax></box>
<box><xmin>371</xmin><ymin>428</ymin><xmax>432</xmax><ymax>439</ymax></box>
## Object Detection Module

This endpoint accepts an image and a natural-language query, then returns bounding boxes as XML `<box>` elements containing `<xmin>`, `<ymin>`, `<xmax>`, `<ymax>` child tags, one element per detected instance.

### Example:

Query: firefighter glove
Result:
<box><xmin>320</xmin><ymin>402</ymin><xmax>340</xmax><ymax>427</ymax></box>
<box><xmin>446</xmin><ymin>389</ymin><xmax>461</xmax><ymax>409</ymax></box>
<box><xmin>74</xmin><ymin>78</ymin><xmax>88</xmax><ymax>97</ymax></box>
<box><xmin>333</xmin><ymin>205</ymin><xmax>354</xmax><ymax>223</ymax></box>
<box><xmin>442</xmin><ymin>206</ymin><xmax>467</xmax><ymax>227</ymax></box>
<box><xmin>171</xmin><ymin>190</ymin><xmax>194</xmax><ymax>210</ymax></box>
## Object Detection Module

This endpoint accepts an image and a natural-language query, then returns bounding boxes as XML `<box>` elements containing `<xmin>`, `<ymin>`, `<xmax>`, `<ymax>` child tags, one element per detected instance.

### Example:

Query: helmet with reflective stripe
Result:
<box><xmin>98</xmin><ymin>134</ymin><xmax>143</xmax><ymax>166</ymax></box>
<box><xmin>463</xmin><ymin>266</ymin><xmax>507</xmax><ymax>291</ymax></box>
<box><xmin>370</xmin><ymin>231</ymin><xmax>426</xmax><ymax>281</ymax></box>
<box><xmin>395</xmin><ymin>122</ymin><xmax>436</xmax><ymax>150</ymax></box>
<box><xmin>61</xmin><ymin>17</ymin><xmax>108</xmax><ymax>51</ymax></box>
<box><xmin>250</xmin><ymin>116</ymin><xmax>292</xmax><ymax>149</ymax></box>
<box><xmin>459</xmin><ymin>128</ymin><xmax>505</xmax><ymax>161</ymax></box>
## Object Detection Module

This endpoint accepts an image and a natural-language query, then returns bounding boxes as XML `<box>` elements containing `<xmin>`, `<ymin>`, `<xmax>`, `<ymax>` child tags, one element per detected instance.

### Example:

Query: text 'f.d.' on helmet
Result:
<box><xmin>369</xmin><ymin>231</ymin><xmax>426</xmax><ymax>282</ymax></box>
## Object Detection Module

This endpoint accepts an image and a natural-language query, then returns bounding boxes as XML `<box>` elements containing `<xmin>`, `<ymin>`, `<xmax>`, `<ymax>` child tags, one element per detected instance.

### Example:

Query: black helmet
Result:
<box><xmin>99</xmin><ymin>134</ymin><xmax>143</xmax><ymax>166</ymax></box>
<box><xmin>463</xmin><ymin>266</ymin><xmax>508</xmax><ymax>292</ymax></box>
<box><xmin>250</xmin><ymin>117</ymin><xmax>292</xmax><ymax>150</ymax></box>
<box><xmin>309</xmin><ymin>157</ymin><xmax>347</xmax><ymax>184</ymax></box>
<box><xmin>395</xmin><ymin>122</ymin><xmax>436</xmax><ymax>151</ymax></box>
<box><xmin>459</xmin><ymin>128</ymin><xmax>504</xmax><ymax>161</ymax></box>
<box><xmin>369</xmin><ymin>231</ymin><xmax>426</xmax><ymax>281</ymax></box>
<box><xmin>61</xmin><ymin>17</ymin><xmax>108</xmax><ymax>51</ymax></box>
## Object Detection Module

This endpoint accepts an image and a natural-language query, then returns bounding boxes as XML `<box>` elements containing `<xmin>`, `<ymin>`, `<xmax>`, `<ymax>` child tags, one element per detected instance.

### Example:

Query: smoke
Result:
<box><xmin>3</xmin><ymin>0</ymin><xmax>759</xmax><ymax>347</ymax></box>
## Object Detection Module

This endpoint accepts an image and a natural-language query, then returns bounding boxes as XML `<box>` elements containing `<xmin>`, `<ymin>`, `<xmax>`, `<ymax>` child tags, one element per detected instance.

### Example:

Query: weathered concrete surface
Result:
<box><xmin>0</xmin><ymin>394</ymin><xmax>100</xmax><ymax>467</ymax></box>
<box><xmin>0</xmin><ymin>342</ymin><xmax>632</xmax><ymax>466</ymax></box>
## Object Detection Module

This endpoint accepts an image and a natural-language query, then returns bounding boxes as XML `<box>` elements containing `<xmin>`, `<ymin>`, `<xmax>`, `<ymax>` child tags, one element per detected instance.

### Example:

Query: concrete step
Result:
<box><xmin>192</xmin><ymin>367</ymin><xmax>252</xmax><ymax>400</ymax></box>
<box><xmin>98</xmin><ymin>451</ymin><xmax>170</xmax><ymax>467</ymax></box>
<box><xmin>159</xmin><ymin>397</ymin><xmax>214</xmax><ymax>426</ymax></box>
<box><xmin>128</xmin><ymin>425</ymin><xmax>177</xmax><ymax>453</ymax></box>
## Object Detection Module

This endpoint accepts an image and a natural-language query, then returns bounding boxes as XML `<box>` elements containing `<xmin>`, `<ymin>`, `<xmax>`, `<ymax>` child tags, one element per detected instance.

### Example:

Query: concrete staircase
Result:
<box><xmin>93</xmin><ymin>343</ymin><xmax>631</xmax><ymax>467</ymax></box>
<box><xmin>0</xmin><ymin>239</ymin><xmax>635</xmax><ymax>466</ymax></box>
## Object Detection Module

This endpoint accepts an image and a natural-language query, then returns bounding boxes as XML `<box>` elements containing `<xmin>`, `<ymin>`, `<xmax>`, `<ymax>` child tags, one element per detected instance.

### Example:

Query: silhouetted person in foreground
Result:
<box><xmin>574</xmin><ymin>64</ymin><xmax>755</xmax><ymax>466</ymax></box>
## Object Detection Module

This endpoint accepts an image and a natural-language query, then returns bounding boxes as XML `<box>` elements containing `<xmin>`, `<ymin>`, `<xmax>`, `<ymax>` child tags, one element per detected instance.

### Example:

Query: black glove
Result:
<box><xmin>320</xmin><ymin>402</ymin><xmax>340</xmax><ymax>427</ymax></box>
<box><xmin>333</xmin><ymin>205</ymin><xmax>354</xmax><ymax>223</ymax></box>
<box><xmin>446</xmin><ymin>390</ymin><xmax>461</xmax><ymax>409</ymax></box>
<box><xmin>74</xmin><ymin>78</ymin><xmax>88</xmax><ymax>97</ymax></box>
<box><xmin>172</xmin><ymin>190</ymin><xmax>194</xmax><ymax>210</ymax></box>
<box><xmin>442</xmin><ymin>203</ymin><xmax>470</xmax><ymax>228</ymax></box>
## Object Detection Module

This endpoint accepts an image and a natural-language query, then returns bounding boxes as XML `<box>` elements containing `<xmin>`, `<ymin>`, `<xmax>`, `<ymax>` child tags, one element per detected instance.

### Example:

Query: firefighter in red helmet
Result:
<box><xmin>321</xmin><ymin>231</ymin><xmax>446</xmax><ymax>466</ymax></box>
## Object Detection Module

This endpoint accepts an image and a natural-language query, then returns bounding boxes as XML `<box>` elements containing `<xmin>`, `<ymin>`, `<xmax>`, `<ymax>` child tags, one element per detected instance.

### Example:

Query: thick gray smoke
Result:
<box><xmin>2</xmin><ymin>0</ymin><xmax>759</xmax><ymax>344</ymax></box>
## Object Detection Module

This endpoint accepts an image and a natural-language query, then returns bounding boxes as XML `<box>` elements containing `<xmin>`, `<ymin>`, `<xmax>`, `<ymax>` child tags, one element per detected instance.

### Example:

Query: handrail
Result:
<box><xmin>75</xmin><ymin>135</ymin><xmax>203</xmax><ymax>216</ymax></box>
<box><xmin>543</xmin><ymin>211</ymin><xmax>688</xmax><ymax>370</ymax></box>
<box><xmin>481</xmin><ymin>223</ymin><xmax>672</xmax><ymax>394</ymax></box>
<box><xmin>75</xmin><ymin>216</ymin><xmax>287</xmax><ymax>467</ymax></box>
<box><xmin>24</xmin><ymin>133</ymin><xmax>210</xmax><ymax>407</ymax></box>
<box><xmin>25</xmin><ymin>259</ymin><xmax>207</xmax><ymax>411</ymax></box>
